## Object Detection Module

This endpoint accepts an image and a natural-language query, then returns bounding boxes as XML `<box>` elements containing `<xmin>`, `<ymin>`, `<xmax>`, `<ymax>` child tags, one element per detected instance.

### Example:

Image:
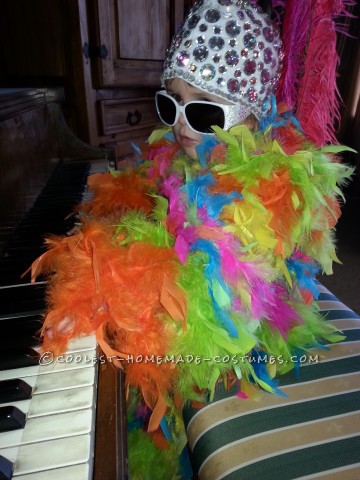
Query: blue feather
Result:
<box><xmin>196</xmin><ymin>135</ymin><xmax>219</xmax><ymax>168</ymax></box>
<box><xmin>164</xmin><ymin>131</ymin><xmax>175</xmax><ymax>142</ymax></box>
<box><xmin>185</xmin><ymin>173</ymin><xmax>215</xmax><ymax>207</ymax></box>
<box><xmin>250</xmin><ymin>349</ymin><xmax>286</xmax><ymax>396</ymax></box>
<box><xmin>160</xmin><ymin>416</ymin><xmax>172</xmax><ymax>440</ymax></box>
<box><xmin>191</xmin><ymin>239</ymin><xmax>238</xmax><ymax>338</ymax></box>
<box><xmin>259</xmin><ymin>94</ymin><xmax>303</xmax><ymax>134</ymax></box>
<box><xmin>286</xmin><ymin>257</ymin><xmax>320</xmax><ymax>299</ymax></box>
<box><xmin>206</xmin><ymin>191</ymin><xmax>242</xmax><ymax>219</ymax></box>
<box><xmin>185</xmin><ymin>173</ymin><xmax>242</xmax><ymax>219</ymax></box>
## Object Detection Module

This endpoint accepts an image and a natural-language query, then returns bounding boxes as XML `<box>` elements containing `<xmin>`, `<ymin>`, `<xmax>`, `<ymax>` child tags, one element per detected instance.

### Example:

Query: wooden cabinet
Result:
<box><xmin>0</xmin><ymin>0</ymin><xmax>193</xmax><ymax>159</ymax></box>
<box><xmin>92</xmin><ymin>0</ymin><xmax>185</xmax><ymax>87</ymax></box>
<box><xmin>83</xmin><ymin>0</ymin><xmax>190</xmax><ymax>158</ymax></box>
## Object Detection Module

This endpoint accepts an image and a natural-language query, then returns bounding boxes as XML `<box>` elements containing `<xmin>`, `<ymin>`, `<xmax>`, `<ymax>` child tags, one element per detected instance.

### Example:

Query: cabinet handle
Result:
<box><xmin>126</xmin><ymin>110</ymin><xmax>142</xmax><ymax>126</ymax></box>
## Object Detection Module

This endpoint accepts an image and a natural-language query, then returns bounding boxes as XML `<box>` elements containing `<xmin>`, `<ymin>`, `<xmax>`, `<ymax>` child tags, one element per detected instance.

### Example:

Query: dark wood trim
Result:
<box><xmin>93</xmin><ymin>358</ymin><xmax>128</xmax><ymax>480</ymax></box>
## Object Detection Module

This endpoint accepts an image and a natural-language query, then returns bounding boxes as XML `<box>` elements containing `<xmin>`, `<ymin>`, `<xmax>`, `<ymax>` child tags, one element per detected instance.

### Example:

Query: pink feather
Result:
<box><xmin>276</xmin><ymin>0</ymin><xmax>312</xmax><ymax>109</ymax></box>
<box><xmin>274</xmin><ymin>0</ymin><xmax>354</xmax><ymax>145</ymax></box>
<box><xmin>296</xmin><ymin>17</ymin><xmax>340</xmax><ymax>145</ymax></box>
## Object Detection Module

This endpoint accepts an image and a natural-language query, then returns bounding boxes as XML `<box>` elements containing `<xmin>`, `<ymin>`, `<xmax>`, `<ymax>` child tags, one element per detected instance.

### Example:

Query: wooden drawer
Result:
<box><xmin>98</xmin><ymin>96</ymin><xmax>158</xmax><ymax>136</ymax></box>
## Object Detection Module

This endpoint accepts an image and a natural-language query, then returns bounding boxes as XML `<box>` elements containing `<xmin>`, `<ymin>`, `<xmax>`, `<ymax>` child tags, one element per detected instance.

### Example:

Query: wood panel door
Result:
<box><xmin>93</xmin><ymin>0</ymin><xmax>187</xmax><ymax>87</ymax></box>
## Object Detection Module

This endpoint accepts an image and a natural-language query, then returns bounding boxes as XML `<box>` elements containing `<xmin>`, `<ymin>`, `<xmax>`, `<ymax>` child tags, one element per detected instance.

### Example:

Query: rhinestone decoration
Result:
<box><xmin>263</xmin><ymin>47</ymin><xmax>273</xmax><ymax>64</ymax></box>
<box><xmin>227</xmin><ymin>78</ymin><xmax>240</xmax><ymax>93</ymax></box>
<box><xmin>209</xmin><ymin>36</ymin><xmax>225</xmax><ymax>50</ymax></box>
<box><xmin>247</xmin><ymin>87</ymin><xmax>258</xmax><ymax>102</ymax></box>
<box><xmin>188</xmin><ymin>14</ymin><xmax>201</xmax><ymax>29</ymax></box>
<box><xmin>200</xmin><ymin>64</ymin><xmax>216</xmax><ymax>80</ymax></box>
<box><xmin>176</xmin><ymin>51</ymin><xmax>190</xmax><ymax>66</ymax></box>
<box><xmin>226</xmin><ymin>20</ymin><xmax>241</xmax><ymax>36</ymax></box>
<box><xmin>193</xmin><ymin>45</ymin><xmax>208</xmax><ymax>61</ymax></box>
<box><xmin>245</xmin><ymin>8</ymin><xmax>255</xmax><ymax>21</ymax></box>
<box><xmin>205</xmin><ymin>9</ymin><xmax>221</xmax><ymax>23</ymax></box>
<box><xmin>243</xmin><ymin>33</ymin><xmax>256</xmax><ymax>49</ymax></box>
<box><xmin>261</xmin><ymin>69</ymin><xmax>270</xmax><ymax>84</ymax></box>
<box><xmin>263</xmin><ymin>27</ymin><xmax>274</xmax><ymax>42</ymax></box>
<box><xmin>174</xmin><ymin>36</ymin><xmax>182</xmax><ymax>49</ymax></box>
<box><xmin>244</xmin><ymin>59</ymin><xmax>256</xmax><ymax>75</ymax></box>
<box><xmin>161</xmin><ymin>0</ymin><xmax>283</xmax><ymax>117</ymax></box>
<box><xmin>225</xmin><ymin>50</ymin><xmax>239</xmax><ymax>66</ymax></box>
<box><xmin>223</xmin><ymin>10</ymin><xmax>233</xmax><ymax>18</ymax></box>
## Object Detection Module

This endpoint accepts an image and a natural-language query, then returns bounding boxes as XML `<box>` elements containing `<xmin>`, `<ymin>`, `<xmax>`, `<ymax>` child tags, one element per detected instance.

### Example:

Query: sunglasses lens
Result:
<box><xmin>156</xmin><ymin>93</ymin><xmax>177</xmax><ymax>126</ymax></box>
<box><xmin>185</xmin><ymin>103</ymin><xmax>225</xmax><ymax>133</ymax></box>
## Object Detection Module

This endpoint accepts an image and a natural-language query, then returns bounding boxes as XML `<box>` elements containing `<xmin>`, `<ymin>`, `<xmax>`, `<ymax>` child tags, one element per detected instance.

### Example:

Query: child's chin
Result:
<box><xmin>181</xmin><ymin>144</ymin><xmax>198</xmax><ymax>159</ymax></box>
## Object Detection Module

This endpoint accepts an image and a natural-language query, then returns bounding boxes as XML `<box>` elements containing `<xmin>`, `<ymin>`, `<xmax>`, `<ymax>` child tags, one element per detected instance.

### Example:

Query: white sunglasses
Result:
<box><xmin>155</xmin><ymin>90</ymin><xmax>249</xmax><ymax>134</ymax></box>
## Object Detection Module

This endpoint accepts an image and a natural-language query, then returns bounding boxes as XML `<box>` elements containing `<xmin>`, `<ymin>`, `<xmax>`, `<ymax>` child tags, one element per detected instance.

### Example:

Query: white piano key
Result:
<box><xmin>0</xmin><ymin>386</ymin><xmax>94</xmax><ymax>417</ymax></box>
<box><xmin>0</xmin><ymin>408</ymin><xmax>93</xmax><ymax>449</ymax></box>
<box><xmin>19</xmin><ymin>367</ymin><xmax>96</xmax><ymax>396</ymax></box>
<box><xmin>14</xmin><ymin>463</ymin><xmax>89</xmax><ymax>480</ymax></box>
<box><xmin>33</xmin><ymin>335</ymin><xmax>96</xmax><ymax>354</ymax></box>
<box><xmin>0</xmin><ymin>434</ymin><xmax>91</xmax><ymax>475</ymax></box>
<box><xmin>0</xmin><ymin>349</ymin><xmax>97</xmax><ymax>381</ymax></box>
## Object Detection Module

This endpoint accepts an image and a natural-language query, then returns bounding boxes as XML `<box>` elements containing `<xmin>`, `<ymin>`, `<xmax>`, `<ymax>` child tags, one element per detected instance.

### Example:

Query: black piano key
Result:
<box><xmin>0</xmin><ymin>380</ymin><xmax>32</xmax><ymax>404</ymax></box>
<box><xmin>1</xmin><ymin>317</ymin><xmax>43</xmax><ymax>336</ymax></box>
<box><xmin>0</xmin><ymin>161</ymin><xmax>91</xmax><ymax>287</ymax></box>
<box><xmin>0</xmin><ymin>455</ymin><xmax>13</xmax><ymax>480</ymax></box>
<box><xmin>1</xmin><ymin>335</ymin><xmax>40</xmax><ymax>352</ymax></box>
<box><xmin>0</xmin><ymin>406</ymin><xmax>26</xmax><ymax>432</ymax></box>
<box><xmin>0</xmin><ymin>284</ymin><xmax>46</xmax><ymax>319</ymax></box>
<box><xmin>1</xmin><ymin>318</ymin><xmax>43</xmax><ymax>350</ymax></box>
<box><xmin>0</xmin><ymin>349</ymin><xmax>39</xmax><ymax>371</ymax></box>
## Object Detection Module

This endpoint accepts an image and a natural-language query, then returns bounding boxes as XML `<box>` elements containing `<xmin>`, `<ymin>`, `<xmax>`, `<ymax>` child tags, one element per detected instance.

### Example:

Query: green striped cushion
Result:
<box><xmin>183</xmin><ymin>285</ymin><xmax>360</xmax><ymax>479</ymax></box>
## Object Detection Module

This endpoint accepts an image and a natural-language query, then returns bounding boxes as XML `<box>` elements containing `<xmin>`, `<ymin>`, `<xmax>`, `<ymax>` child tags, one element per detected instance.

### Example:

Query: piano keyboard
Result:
<box><xmin>0</xmin><ymin>160</ymin><xmax>110</xmax><ymax>480</ymax></box>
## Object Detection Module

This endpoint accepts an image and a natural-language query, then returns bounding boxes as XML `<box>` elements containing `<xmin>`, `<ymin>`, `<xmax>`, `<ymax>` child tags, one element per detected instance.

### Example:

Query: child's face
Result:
<box><xmin>166</xmin><ymin>78</ymin><xmax>233</xmax><ymax>159</ymax></box>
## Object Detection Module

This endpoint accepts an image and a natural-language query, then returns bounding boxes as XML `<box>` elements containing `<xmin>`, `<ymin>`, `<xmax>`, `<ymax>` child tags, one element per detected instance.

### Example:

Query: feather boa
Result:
<box><xmin>272</xmin><ymin>0</ymin><xmax>353</xmax><ymax>146</ymax></box>
<box><xmin>28</xmin><ymin>117</ymin><xmax>354</xmax><ymax>478</ymax></box>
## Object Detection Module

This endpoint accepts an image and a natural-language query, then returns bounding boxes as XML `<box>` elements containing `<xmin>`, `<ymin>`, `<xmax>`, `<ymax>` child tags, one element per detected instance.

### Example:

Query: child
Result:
<box><xmin>30</xmin><ymin>1</ymin><xmax>354</xmax><ymax>478</ymax></box>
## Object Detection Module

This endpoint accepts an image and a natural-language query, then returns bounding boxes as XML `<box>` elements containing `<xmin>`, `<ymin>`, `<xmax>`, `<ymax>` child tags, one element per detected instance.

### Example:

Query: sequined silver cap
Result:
<box><xmin>161</xmin><ymin>0</ymin><xmax>283</xmax><ymax>118</ymax></box>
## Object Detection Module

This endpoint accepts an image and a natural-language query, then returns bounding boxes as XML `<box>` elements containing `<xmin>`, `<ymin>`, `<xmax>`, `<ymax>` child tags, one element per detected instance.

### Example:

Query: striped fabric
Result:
<box><xmin>183</xmin><ymin>285</ymin><xmax>360</xmax><ymax>480</ymax></box>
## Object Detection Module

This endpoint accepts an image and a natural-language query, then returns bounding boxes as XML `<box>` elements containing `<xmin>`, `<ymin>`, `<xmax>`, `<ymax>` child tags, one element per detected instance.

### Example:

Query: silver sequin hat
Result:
<box><xmin>161</xmin><ymin>0</ymin><xmax>283</xmax><ymax>118</ymax></box>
